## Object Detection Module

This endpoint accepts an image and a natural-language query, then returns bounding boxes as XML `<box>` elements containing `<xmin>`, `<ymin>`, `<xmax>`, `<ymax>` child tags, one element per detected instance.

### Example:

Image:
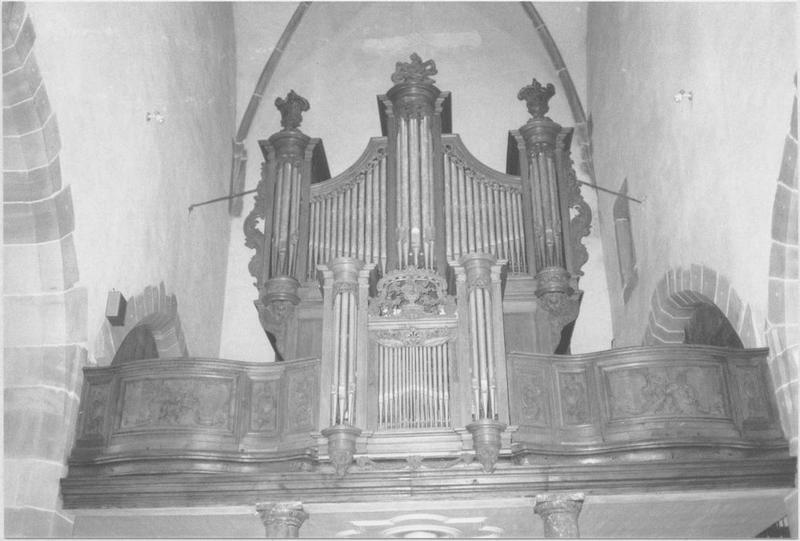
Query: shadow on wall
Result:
<box><xmin>94</xmin><ymin>282</ymin><xmax>188</xmax><ymax>366</ymax></box>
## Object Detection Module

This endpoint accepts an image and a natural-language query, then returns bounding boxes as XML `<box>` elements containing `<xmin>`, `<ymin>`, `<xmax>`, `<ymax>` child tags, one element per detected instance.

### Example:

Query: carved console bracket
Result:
<box><xmin>322</xmin><ymin>424</ymin><xmax>362</xmax><ymax>477</ymax></box>
<box><xmin>466</xmin><ymin>418</ymin><xmax>507</xmax><ymax>473</ymax></box>
<box><xmin>535</xmin><ymin>266</ymin><xmax>581</xmax><ymax>330</ymax></box>
<box><xmin>256</xmin><ymin>276</ymin><xmax>301</xmax><ymax>360</ymax></box>
<box><xmin>256</xmin><ymin>501</ymin><xmax>309</xmax><ymax>538</ymax></box>
<box><xmin>534</xmin><ymin>493</ymin><xmax>585</xmax><ymax>538</ymax></box>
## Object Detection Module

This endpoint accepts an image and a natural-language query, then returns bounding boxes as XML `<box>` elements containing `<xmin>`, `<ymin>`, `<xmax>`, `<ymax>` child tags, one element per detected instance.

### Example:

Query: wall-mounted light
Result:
<box><xmin>145</xmin><ymin>111</ymin><xmax>165</xmax><ymax>123</ymax></box>
<box><xmin>673</xmin><ymin>90</ymin><xmax>693</xmax><ymax>103</ymax></box>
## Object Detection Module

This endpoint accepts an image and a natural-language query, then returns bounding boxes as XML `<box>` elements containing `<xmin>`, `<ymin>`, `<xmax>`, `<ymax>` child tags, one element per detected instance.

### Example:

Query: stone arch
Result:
<box><xmin>95</xmin><ymin>282</ymin><xmax>188</xmax><ymax>366</ymax></box>
<box><xmin>643</xmin><ymin>265</ymin><xmax>759</xmax><ymax>348</ymax></box>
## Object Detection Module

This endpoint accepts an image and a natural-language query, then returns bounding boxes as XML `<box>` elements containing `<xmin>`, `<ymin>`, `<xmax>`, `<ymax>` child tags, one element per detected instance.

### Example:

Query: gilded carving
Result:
<box><xmin>119</xmin><ymin>377</ymin><xmax>233</xmax><ymax>430</ymax></box>
<box><xmin>607</xmin><ymin>365</ymin><xmax>726</xmax><ymax>420</ymax></box>
<box><xmin>370</xmin><ymin>267</ymin><xmax>455</xmax><ymax>318</ymax></box>
<box><xmin>559</xmin><ymin>372</ymin><xmax>589</xmax><ymax>425</ymax></box>
<box><xmin>82</xmin><ymin>383</ymin><xmax>110</xmax><ymax>436</ymax></box>
<box><xmin>516</xmin><ymin>369</ymin><xmax>548</xmax><ymax>426</ymax></box>
<box><xmin>251</xmin><ymin>380</ymin><xmax>278</xmax><ymax>432</ymax></box>
<box><xmin>286</xmin><ymin>370</ymin><xmax>315</xmax><ymax>432</ymax></box>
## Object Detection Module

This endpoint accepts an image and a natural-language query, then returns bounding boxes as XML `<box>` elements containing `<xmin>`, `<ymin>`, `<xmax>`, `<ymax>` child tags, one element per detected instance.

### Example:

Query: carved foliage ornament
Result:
<box><xmin>275</xmin><ymin>90</ymin><xmax>309</xmax><ymax>130</ymax></box>
<box><xmin>391</xmin><ymin>53</ymin><xmax>437</xmax><ymax>85</ymax></box>
<box><xmin>370</xmin><ymin>267</ymin><xmax>455</xmax><ymax>318</ymax></box>
<box><xmin>564</xmin><ymin>165</ymin><xmax>592</xmax><ymax>277</ymax></box>
<box><xmin>374</xmin><ymin>325</ymin><xmax>455</xmax><ymax>347</ymax></box>
<box><xmin>518</xmin><ymin>78</ymin><xmax>556</xmax><ymax>120</ymax></box>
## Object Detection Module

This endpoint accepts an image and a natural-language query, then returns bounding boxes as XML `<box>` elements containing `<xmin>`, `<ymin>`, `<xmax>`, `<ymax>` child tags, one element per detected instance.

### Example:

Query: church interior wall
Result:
<box><xmin>25</xmin><ymin>2</ymin><xmax>237</xmax><ymax>362</ymax></box>
<box><xmin>586</xmin><ymin>2</ymin><xmax>796</xmax><ymax>350</ymax></box>
<box><xmin>4</xmin><ymin>3</ymin><xmax>236</xmax><ymax>535</ymax></box>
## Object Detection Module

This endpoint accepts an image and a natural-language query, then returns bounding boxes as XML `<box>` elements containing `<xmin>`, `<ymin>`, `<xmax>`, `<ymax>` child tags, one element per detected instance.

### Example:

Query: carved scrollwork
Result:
<box><xmin>391</xmin><ymin>53</ymin><xmax>437</xmax><ymax>85</ymax></box>
<box><xmin>244</xmin><ymin>173</ymin><xmax>268</xmax><ymax>284</ymax></box>
<box><xmin>373</xmin><ymin>325</ymin><xmax>455</xmax><ymax>347</ymax></box>
<box><xmin>564</xmin><ymin>165</ymin><xmax>592</xmax><ymax>277</ymax></box>
<box><xmin>370</xmin><ymin>267</ymin><xmax>455</xmax><ymax>318</ymax></box>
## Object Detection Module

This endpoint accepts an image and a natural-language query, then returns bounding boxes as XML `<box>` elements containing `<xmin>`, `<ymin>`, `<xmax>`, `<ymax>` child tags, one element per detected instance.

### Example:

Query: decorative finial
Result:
<box><xmin>275</xmin><ymin>90</ymin><xmax>309</xmax><ymax>130</ymax></box>
<box><xmin>517</xmin><ymin>79</ymin><xmax>556</xmax><ymax>119</ymax></box>
<box><xmin>391</xmin><ymin>53</ymin><xmax>437</xmax><ymax>85</ymax></box>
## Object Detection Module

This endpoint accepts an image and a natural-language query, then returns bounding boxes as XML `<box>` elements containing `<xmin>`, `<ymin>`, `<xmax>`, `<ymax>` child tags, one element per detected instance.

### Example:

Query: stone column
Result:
<box><xmin>256</xmin><ymin>501</ymin><xmax>308</xmax><ymax>538</ymax></box>
<box><xmin>534</xmin><ymin>493</ymin><xmax>585</xmax><ymax>538</ymax></box>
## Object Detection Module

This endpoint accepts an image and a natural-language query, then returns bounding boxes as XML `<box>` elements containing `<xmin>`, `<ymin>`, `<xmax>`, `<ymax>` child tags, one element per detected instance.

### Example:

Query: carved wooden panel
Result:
<box><xmin>509</xmin><ymin>364</ymin><xmax>551</xmax><ymax>428</ymax></box>
<box><xmin>118</xmin><ymin>376</ymin><xmax>235</xmax><ymax>431</ymax></box>
<box><xmin>250</xmin><ymin>379</ymin><xmax>279</xmax><ymax>433</ymax></box>
<box><xmin>557</xmin><ymin>370</ymin><xmax>590</xmax><ymax>425</ymax></box>
<box><xmin>603</xmin><ymin>364</ymin><xmax>727</xmax><ymax>421</ymax></box>
<box><xmin>285</xmin><ymin>367</ymin><xmax>317</xmax><ymax>433</ymax></box>
<box><xmin>80</xmin><ymin>382</ymin><xmax>110</xmax><ymax>438</ymax></box>
<box><xmin>732</xmin><ymin>365</ymin><xmax>770</xmax><ymax>424</ymax></box>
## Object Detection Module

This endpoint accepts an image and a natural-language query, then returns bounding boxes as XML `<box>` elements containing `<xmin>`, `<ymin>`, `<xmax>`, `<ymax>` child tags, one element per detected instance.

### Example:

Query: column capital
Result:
<box><xmin>534</xmin><ymin>493</ymin><xmax>585</xmax><ymax>538</ymax></box>
<box><xmin>256</xmin><ymin>501</ymin><xmax>309</xmax><ymax>538</ymax></box>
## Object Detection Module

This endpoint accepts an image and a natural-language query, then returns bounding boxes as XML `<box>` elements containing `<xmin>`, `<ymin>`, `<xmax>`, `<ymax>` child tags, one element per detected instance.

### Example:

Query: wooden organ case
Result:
<box><xmin>244</xmin><ymin>54</ymin><xmax>592</xmax><ymax>473</ymax></box>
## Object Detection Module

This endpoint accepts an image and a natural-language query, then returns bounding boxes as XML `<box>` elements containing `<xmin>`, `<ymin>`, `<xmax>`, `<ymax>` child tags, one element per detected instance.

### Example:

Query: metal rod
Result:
<box><xmin>188</xmin><ymin>188</ymin><xmax>257</xmax><ymax>213</ymax></box>
<box><xmin>578</xmin><ymin>179</ymin><xmax>643</xmax><ymax>203</ymax></box>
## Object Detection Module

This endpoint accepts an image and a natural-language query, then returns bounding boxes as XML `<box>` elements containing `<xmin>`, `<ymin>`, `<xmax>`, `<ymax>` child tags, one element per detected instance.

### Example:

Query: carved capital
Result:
<box><xmin>256</xmin><ymin>501</ymin><xmax>309</xmax><ymax>538</ymax></box>
<box><xmin>458</xmin><ymin>253</ymin><xmax>498</xmax><ymax>293</ymax></box>
<box><xmin>275</xmin><ymin>90</ymin><xmax>309</xmax><ymax>131</ymax></box>
<box><xmin>518</xmin><ymin>78</ymin><xmax>555</xmax><ymax>120</ymax></box>
<box><xmin>534</xmin><ymin>493</ymin><xmax>585</xmax><ymax>538</ymax></box>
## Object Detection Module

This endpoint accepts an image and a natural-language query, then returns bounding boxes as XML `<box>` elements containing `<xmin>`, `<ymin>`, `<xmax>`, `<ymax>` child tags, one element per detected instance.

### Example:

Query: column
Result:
<box><xmin>454</xmin><ymin>253</ymin><xmax>508</xmax><ymax>472</ymax></box>
<box><xmin>255</xmin><ymin>501</ymin><xmax>308</xmax><ymax>538</ymax></box>
<box><xmin>534</xmin><ymin>493</ymin><xmax>585</xmax><ymax>538</ymax></box>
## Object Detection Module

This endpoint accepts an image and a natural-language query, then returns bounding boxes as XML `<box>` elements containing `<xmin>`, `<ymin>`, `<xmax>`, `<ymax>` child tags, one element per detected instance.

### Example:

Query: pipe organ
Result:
<box><xmin>244</xmin><ymin>54</ymin><xmax>592</xmax><ymax>473</ymax></box>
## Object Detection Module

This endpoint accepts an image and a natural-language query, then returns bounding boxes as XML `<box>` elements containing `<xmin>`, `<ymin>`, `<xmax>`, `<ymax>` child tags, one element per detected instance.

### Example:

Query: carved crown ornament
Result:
<box><xmin>518</xmin><ymin>78</ymin><xmax>556</xmax><ymax>120</ymax></box>
<box><xmin>275</xmin><ymin>89</ymin><xmax>309</xmax><ymax>130</ymax></box>
<box><xmin>369</xmin><ymin>267</ymin><xmax>456</xmax><ymax>318</ymax></box>
<box><xmin>391</xmin><ymin>53</ymin><xmax>437</xmax><ymax>85</ymax></box>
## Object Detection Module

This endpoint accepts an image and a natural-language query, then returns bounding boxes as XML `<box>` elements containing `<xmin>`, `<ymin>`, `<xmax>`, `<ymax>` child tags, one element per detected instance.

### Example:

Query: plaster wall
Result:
<box><xmin>220</xmin><ymin>1</ymin><xmax>611</xmax><ymax>362</ymax></box>
<box><xmin>25</xmin><ymin>2</ymin><xmax>236</xmax><ymax>360</ymax></box>
<box><xmin>587</xmin><ymin>2</ymin><xmax>796</xmax><ymax>347</ymax></box>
